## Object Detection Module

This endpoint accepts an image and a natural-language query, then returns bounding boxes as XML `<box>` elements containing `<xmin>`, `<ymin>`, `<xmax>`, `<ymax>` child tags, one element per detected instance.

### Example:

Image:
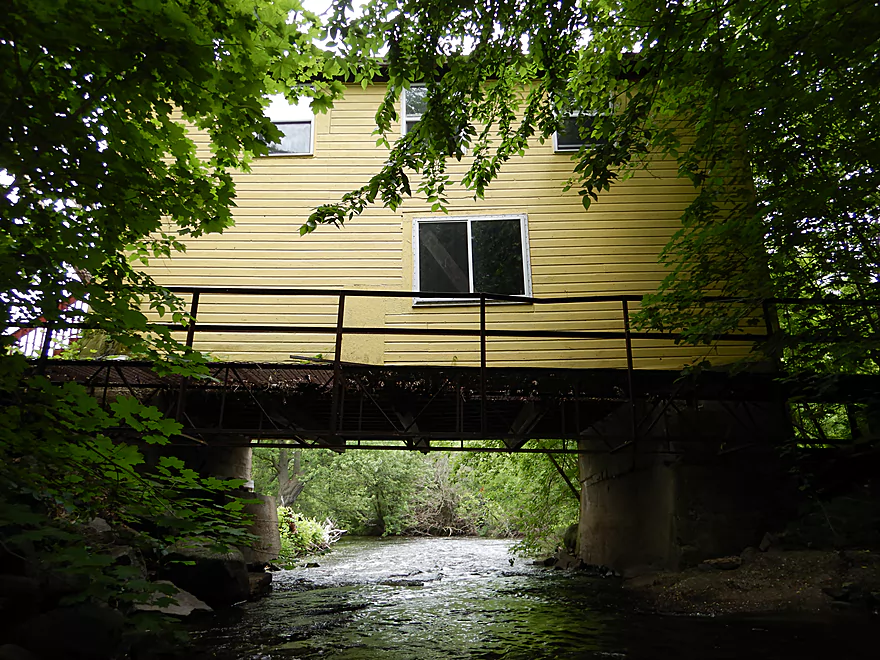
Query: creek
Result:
<box><xmin>189</xmin><ymin>537</ymin><xmax>873</xmax><ymax>659</ymax></box>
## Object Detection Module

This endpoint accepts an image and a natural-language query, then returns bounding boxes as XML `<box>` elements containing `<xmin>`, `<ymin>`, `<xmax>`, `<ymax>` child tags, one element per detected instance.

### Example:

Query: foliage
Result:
<box><xmin>253</xmin><ymin>447</ymin><xmax>304</xmax><ymax>506</ymax></box>
<box><xmin>1</xmin><ymin>0</ymin><xmax>344</xmax><ymax>357</ymax></box>
<box><xmin>0</xmin><ymin>0</ymin><xmax>347</xmax><ymax>631</ymax></box>
<box><xmin>263</xmin><ymin>445</ymin><xmax>577</xmax><ymax>554</ymax></box>
<box><xmin>293</xmin><ymin>448</ymin><xmax>430</xmax><ymax>535</ymax></box>
<box><xmin>309</xmin><ymin>1</ymin><xmax>880</xmax><ymax>386</ymax></box>
<box><xmin>402</xmin><ymin>453</ymin><xmax>482</xmax><ymax>536</ymax></box>
<box><xmin>454</xmin><ymin>443</ymin><xmax>580</xmax><ymax>555</ymax></box>
<box><xmin>277</xmin><ymin>507</ymin><xmax>329</xmax><ymax>559</ymax></box>
<box><xmin>0</xmin><ymin>354</ymin><xmax>255</xmax><ymax>612</ymax></box>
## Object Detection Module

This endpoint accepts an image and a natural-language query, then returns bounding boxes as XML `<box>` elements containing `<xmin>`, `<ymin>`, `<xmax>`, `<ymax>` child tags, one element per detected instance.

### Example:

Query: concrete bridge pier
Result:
<box><xmin>577</xmin><ymin>399</ymin><xmax>793</xmax><ymax>571</ymax></box>
<box><xmin>154</xmin><ymin>435</ymin><xmax>281</xmax><ymax>564</ymax></box>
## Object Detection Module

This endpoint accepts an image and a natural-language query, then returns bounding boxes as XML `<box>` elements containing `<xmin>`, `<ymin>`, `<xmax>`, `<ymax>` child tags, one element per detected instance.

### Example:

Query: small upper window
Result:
<box><xmin>401</xmin><ymin>85</ymin><xmax>427</xmax><ymax>136</ymax></box>
<box><xmin>553</xmin><ymin>112</ymin><xmax>606</xmax><ymax>153</ymax></box>
<box><xmin>413</xmin><ymin>214</ymin><xmax>532</xmax><ymax>303</ymax></box>
<box><xmin>263</xmin><ymin>95</ymin><xmax>314</xmax><ymax>156</ymax></box>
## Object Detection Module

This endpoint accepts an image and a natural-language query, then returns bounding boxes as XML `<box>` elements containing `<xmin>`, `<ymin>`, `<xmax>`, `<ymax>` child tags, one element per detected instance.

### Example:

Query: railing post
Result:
<box><xmin>480</xmin><ymin>294</ymin><xmax>487</xmax><ymax>436</ymax></box>
<box><xmin>185</xmin><ymin>291</ymin><xmax>201</xmax><ymax>348</ymax></box>
<box><xmin>330</xmin><ymin>293</ymin><xmax>346</xmax><ymax>435</ymax></box>
<box><xmin>761</xmin><ymin>298</ymin><xmax>784</xmax><ymax>372</ymax></box>
<box><xmin>622</xmin><ymin>300</ymin><xmax>637</xmax><ymax>442</ymax></box>
<box><xmin>176</xmin><ymin>291</ymin><xmax>201</xmax><ymax>421</ymax></box>
<box><xmin>36</xmin><ymin>320</ymin><xmax>55</xmax><ymax>375</ymax></box>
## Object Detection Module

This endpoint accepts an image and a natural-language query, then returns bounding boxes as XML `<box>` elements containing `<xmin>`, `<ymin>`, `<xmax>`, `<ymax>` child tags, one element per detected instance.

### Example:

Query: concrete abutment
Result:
<box><xmin>578</xmin><ymin>400</ymin><xmax>793</xmax><ymax>571</ymax></box>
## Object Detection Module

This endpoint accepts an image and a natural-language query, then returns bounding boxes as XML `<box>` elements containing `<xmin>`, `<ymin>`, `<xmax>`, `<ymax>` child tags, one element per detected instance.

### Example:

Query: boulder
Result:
<box><xmin>759</xmin><ymin>532</ymin><xmax>777</xmax><ymax>552</ymax></box>
<box><xmin>248</xmin><ymin>572</ymin><xmax>272</xmax><ymax>600</ymax></box>
<box><xmin>699</xmin><ymin>556</ymin><xmax>742</xmax><ymax>571</ymax></box>
<box><xmin>16</xmin><ymin>604</ymin><xmax>124</xmax><ymax>660</ymax></box>
<box><xmin>379</xmin><ymin>578</ymin><xmax>425</xmax><ymax>587</ymax></box>
<box><xmin>161</xmin><ymin>540</ymin><xmax>250</xmax><ymax>608</ymax></box>
<box><xmin>553</xmin><ymin>550</ymin><xmax>583</xmax><ymax>571</ymax></box>
<box><xmin>134</xmin><ymin>581</ymin><xmax>213</xmax><ymax>617</ymax></box>
<box><xmin>108</xmin><ymin>545</ymin><xmax>147</xmax><ymax>579</ymax></box>
<box><xmin>87</xmin><ymin>517</ymin><xmax>113</xmax><ymax>539</ymax></box>
<box><xmin>626</xmin><ymin>573</ymin><xmax>661</xmax><ymax>589</ymax></box>
<box><xmin>621</xmin><ymin>565</ymin><xmax>655</xmax><ymax>580</ymax></box>
<box><xmin>740</xmin><ymin>546</ymin><xmax>759</xmax><ymax>565</ymax></box>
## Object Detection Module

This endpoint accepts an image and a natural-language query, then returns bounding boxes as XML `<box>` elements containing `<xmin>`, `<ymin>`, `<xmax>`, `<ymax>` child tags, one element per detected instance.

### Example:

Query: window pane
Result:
<box><xmin>268</xmin><ymin>122</ymin><xmax>311</xmax><ymax>154</ymax></box>
<box><xmin>419</xmin><ymin>222</ymin><xmax>470</xmax><ymax>293</ymax></box>
<box><xmin>405</xmin><ymin>86</ymin><xmax>428</xmax><ymax>116</ymax></box>
<box><xmin>405</xmin><ymin>119</ymin><xmax>420</xmax><ymax>134</ymax></box>
<box><xmin>471</xmin><ymin>219</ymin><xmax>525</xmax><ymax>295</ymax></box>
<box><xmin>556</xmin><ymin>115</ymin><xmax>595</xmax><ymax>150</ymax></box>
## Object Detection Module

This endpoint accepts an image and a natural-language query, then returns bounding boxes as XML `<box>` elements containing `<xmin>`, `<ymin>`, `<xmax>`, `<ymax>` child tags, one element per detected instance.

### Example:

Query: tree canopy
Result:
<box><xmin>0</xmin><ymin>0</ymin><xmax>347</xmax><ymax>632</ymax></box>
<box><xmin>312</xmin><ymin>0</ymin><xmax>880</xmax><ymax>374</ymax></box>
<box><xmin>1</xmin><ymin>0</ymin><xmax>343</xmax><ymax>356</ymax></box>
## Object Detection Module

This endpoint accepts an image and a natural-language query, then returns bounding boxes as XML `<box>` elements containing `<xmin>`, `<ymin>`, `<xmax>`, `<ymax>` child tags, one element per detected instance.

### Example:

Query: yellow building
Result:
<box><xmin>143</xmin><ymin>84</ymin><xmax>753</xmax><ymax>369</ymax></box>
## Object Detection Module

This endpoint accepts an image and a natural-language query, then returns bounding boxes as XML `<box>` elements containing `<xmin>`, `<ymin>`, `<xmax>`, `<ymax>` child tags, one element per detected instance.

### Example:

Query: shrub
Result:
<box><xmin>278</xmin><ymin>508</ymin><xmax>329</xmax><ymax>559</ymax></box>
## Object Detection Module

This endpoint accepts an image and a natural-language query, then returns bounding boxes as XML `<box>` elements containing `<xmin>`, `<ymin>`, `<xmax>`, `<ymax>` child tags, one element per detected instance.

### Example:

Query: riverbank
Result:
<box><xmin>623</xmin><ymin>548</ymin><xmax>880</xmax><ymax>615</ymax></box>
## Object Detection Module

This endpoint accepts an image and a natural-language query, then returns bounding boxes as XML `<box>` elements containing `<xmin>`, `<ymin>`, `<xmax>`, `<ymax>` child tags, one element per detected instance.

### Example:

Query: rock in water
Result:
<box><xmin>135</xmin><ymin>581</ymin><xmax>213</xmax><ymax>616</ymax></box>
<box><xmin>701</xmin><ymin>556</ymin><xmax>743</xmax><ymax>571</ymax></box>
<box><xmin>553</xmin><ymin>550</ymin><xmax>583</xmax><ymax>571</ymax></box>
<box><xmin>248</xmin><ymin>572</ymin><xmax>272</xmax><ymax>600</ymax></box>
<box><xmin>161</xmin><ymin>540</ymin><xmax>250</xmax><ymax>608</ymax></box>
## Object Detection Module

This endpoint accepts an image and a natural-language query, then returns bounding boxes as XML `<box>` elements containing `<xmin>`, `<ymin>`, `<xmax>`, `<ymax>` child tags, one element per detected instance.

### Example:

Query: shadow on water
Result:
<box><xmin>188</xmin><ymin>537</ymin><xmax>874</xmax><ymax>660</ymax></box>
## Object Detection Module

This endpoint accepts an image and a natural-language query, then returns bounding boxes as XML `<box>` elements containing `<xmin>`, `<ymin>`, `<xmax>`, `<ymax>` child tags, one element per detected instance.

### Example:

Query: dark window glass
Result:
<box><xmin>418</xmin><ymin>222</ymin><xmax>470</xmax><ymax>292</ymax></box>
<box><xmin>267</xmin><ymin>121</ymin><xmax>311</xmax><ymax>154</ymax></box>
<box><xmin>556</xmin><ymin>114</ymin><xmax>598</xmax><ymax>151</ymax></box>
<box><xmin>471</xmin><ymin>219</ymin><xmax>525</xmax><ymax>295</ymax></box>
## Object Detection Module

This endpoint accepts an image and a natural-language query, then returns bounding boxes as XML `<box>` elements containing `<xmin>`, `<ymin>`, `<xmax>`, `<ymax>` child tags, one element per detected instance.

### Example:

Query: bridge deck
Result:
<box><xmin>41</xmin><ymin>360</ymin><xmax>878</xmax><ymax>453</ymax></box>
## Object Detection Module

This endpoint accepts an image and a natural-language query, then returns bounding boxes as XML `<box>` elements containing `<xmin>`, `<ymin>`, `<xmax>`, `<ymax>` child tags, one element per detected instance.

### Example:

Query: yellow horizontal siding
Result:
<box><xmin>142</xmin><ymin>84</ymin><xmax>752</xmax><ymax>367</ymax></box>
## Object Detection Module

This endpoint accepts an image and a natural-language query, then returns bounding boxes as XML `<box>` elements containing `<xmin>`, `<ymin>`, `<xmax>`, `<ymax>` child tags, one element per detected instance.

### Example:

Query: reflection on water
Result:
<box><xmin>190</xmin><ymin>537</ymin><xmax>873</xmax><ymax>660</ymax></box>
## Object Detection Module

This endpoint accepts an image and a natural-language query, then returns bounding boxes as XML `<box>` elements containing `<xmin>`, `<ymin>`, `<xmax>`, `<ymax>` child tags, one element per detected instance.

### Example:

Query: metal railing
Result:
<box><xmin>7</xmin><ymin>297</ymin><xmax>88</xmax><ymax>359</ymax></box>
<box><xmin>159</xmin><ymin>287</ymin><xmax>774</xmax><ymax>438</ymax></box>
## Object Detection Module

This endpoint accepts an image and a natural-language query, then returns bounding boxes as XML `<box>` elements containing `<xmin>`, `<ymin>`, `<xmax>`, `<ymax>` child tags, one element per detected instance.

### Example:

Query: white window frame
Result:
<box><xmin>262</xmin><ymin>95</ymin><xmax>315</xmax><ymax>157</ymax></box>
<box><xmin>401</xmin><ymin>83</ymin><xmax>426</xmax><ymax>137</ymax></box>
<box><xmin>264</xmin><ymin>119</ymin><xmax>314</xmax><ymax>157</ymax></box>
<box><xmin>553</xmin><ymin>110</ymin><xmax>601</xmax><ymax>153</ymax></box>
<box><xmin>412</xmin><ymin>213</ymin><xmax>533</xmax><ymax>305</ymax></box>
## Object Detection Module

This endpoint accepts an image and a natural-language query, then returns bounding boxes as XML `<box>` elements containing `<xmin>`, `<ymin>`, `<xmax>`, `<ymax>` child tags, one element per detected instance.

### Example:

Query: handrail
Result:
<box><xmin>159</xmin><ymin>285</ymin><xmax>880</xmax><ymax>307</ymax></box>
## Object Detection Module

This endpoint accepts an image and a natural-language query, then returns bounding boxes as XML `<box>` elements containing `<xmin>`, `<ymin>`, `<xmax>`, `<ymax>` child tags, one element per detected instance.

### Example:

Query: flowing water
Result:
<box><xmin>190</xmin><ymin>537</ymin><xmax>873</xmax><ymax>659</ymax></box>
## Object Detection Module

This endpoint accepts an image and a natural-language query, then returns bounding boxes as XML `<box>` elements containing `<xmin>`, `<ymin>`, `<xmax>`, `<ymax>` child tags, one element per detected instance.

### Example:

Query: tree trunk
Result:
<box><xmin>277</xmin><ymin>448</ymin><xmax>304</xmax><ymax>507</ymax></box>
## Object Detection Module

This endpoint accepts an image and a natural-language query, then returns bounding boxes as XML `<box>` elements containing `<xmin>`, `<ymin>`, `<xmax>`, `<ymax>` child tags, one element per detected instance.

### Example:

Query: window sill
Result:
<box><xmin>260</xmin><ymin>152</ymin><xmax>314</xmax><ymax>158</ymax></box>
<box><xmin>412</xmin><ymin>297</ymin><xmax>532</xmax><ymax>307</ymax></box>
